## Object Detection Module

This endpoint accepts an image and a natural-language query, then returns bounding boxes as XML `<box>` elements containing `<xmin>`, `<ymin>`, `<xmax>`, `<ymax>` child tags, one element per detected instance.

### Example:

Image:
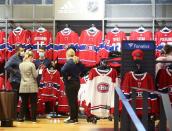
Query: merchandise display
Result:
<box><xmin>0</xmin><ymin>1</ymin><xmax>171</xmax><ymax>130</ymax></box>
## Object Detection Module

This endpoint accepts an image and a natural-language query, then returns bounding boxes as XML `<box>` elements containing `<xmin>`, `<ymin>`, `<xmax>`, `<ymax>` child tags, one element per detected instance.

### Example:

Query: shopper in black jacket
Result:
<box><xmin>4</xmin><ymin>45</ymin><xmax>25</xmax><ymax>105</ymax></box>
<box><xmin>61</xmin><ymin>48</ymin><xmax>86</xmax><ymax>124</ymax></box>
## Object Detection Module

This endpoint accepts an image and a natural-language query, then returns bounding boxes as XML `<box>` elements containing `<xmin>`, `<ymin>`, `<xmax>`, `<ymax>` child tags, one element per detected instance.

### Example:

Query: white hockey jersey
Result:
<box><xmin>85</xmin><ymin>68</ymin><xmax>117</xmax><ymax>117</ymax></box>
<box><xmin>78</xmin><ymin>76</ymin><xmax>89</xmax><ymax>107</ymax></box>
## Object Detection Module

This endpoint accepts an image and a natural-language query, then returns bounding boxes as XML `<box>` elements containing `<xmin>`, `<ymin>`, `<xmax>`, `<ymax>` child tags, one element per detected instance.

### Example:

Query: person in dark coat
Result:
<box><xmin>61</xmin><ymin>48</ymin><xmax>87</xmax><ymax>124</ymax></box>
<box><xmin>4</xmin><ymin>44</ymin><xmax>25</xmax><ymax>108</ymax></box>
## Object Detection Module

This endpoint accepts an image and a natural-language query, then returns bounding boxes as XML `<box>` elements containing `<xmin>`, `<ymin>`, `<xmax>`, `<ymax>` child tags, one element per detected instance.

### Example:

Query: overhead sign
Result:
<box><xmin>122</xmin><ymin>40</ymin><xmax>155</xmax><ymax>50</ymax></box>
<box><xmin>55</xmin><ymin>0</ymin><xmax>105</xmax><ymax>20</ymax></box>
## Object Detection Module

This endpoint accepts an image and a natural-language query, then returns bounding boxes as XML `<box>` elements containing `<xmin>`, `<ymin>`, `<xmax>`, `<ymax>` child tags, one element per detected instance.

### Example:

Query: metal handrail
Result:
<box><xmin>115</xmin><ymin>86</ymin><xmax>146</xmax><ymax>131</ymax></box>
<box><xmin>130</xmin><ymin>86</ymin><xmax>172</xmax><ymax>131</ymax></box>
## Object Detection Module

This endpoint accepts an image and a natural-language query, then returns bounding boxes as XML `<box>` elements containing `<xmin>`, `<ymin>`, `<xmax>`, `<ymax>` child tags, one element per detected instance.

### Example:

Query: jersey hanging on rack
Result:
<box><xmin>39</xmin><ymin>68</ymin><xmax>60</xmax><ymax>100</ymax></box>
<box><xmin>121</xmin><ymin>71</ymin><xmax>158</xmax><ymax>116</ymax></box>
<box><xmin>7</xmin><ymin>29</ymin><xmax>31</xmax><ymax>59</ymax></box>
<box><xmin>78</xmin><ymin>76</ymin><xmax>89</xmax><ymax>108</ymax></box>
<box><xmin>155</xmin><ymin>30</ymin><xmax>172</xmax><ymax>54</ymax></box>
<box><xmin>0</xmin><ymin>31</ymin><xmax>5</xmax><ymax>63</ymax></box>
<box><xmin>85</xmin><ymin>68</ymin><xmax>117</xmax><ymax>117</ymax></box>
<box><xmin>103</xmin><ymin>31</ymin><xmax>126</xmax><ymax>55</ymax></box>
<box><xmin>129</xmin><ymin>30</ymin><xmax>152</xmax><ymax>41</ymax></box>
<box><xmin>156</xmin><ymin>67</ymin><xmax>172</xmax><ymax>106</ymax></box>
<box><xmin>53</xmin><ymin>30</ymin><xmax>79</xmax><ymax>64</ymax></box>
<box><xmin>31</xmin><ymin>30</ymin><xmax>53</xmax><ymax>60</ymax></box>
<box><xmin>79</xmin><ymin>29</ymin><xmax>102</xmax><ymax>67</ymax></box>
<box><xmin>57</xmin><ymin>78</ymin><xmax>69</xmax><ymax>113</ymax></box>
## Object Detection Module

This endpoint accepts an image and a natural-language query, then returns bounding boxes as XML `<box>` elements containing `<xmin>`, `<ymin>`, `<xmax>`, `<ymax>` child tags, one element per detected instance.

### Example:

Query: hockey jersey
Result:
<box><xmin>0</xmin><ymin>76</ymin><xmax>4</xmax><ymax>90</ymax></box>
<box><xmin>103</xmin><ymin>31</ymin><xmax>126</xmax><ymax>55</ymax></box>
<box><xmin>155</xmin><ymin>30</ymin><xmax>172</xmax><ymax>53</ymax></box>
<box><xmin>57</xmin><ymin>78</ymin><xmax>69</xmax><ymax>113</ymax></box>
<box><xmin>39</xmin><ymin>69</ymin><xmax>60</xmax><ymax>100</ymax></box>
<box><xmin>121</xmin><ymin>71</ymin><xmax>158</xmax><ymax>116</ymax></box>
<box><xmin>129</xmin><ymin>30</ymin><xmax>152</xmax><ymax>41</ymax></box>
<box><xmin>0</xmin><ymin>75</ymin><xmax>12</xmax><ymax>91</ymax></box>
<box><xmin>156</xmin><ymin>67</ymin><xmax>172</xmax><ymax>106</ymax></box>
<box><xmin>7</xmin><ymin>29</ymin><xmax>31</xmax><ymax>59</ymax></box>
<box><xmin>78</xmin><ymin>76</ymin><xmax>89</xmax><ymax>108</ymax></box>
<box><xmin>85</xmin><ymin>68</ymin><xmax>117</xmax><ymax>117</ymax></box>
<box><xmin>0</xmin><ymin>31</ymin><xmax>5</xmax><ymax>63</ymax></box>
<box><xmin>79</xmin><ymin>29</ymin><xmax>102</xmax><ymax>67</ymax></box>
<box><xmin>31</xmin><ymin>30</ymin><xmax>53</xmax><ymax>60</ymax></box>
<box><xmin>53</xmin><ymin>30</ymin><xmax>79</xmax><ymax>64</ymax></box>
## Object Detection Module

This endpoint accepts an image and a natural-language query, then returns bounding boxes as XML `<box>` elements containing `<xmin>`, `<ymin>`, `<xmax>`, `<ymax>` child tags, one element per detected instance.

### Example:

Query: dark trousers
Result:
<box><xmin>20</xmin><ymin>93</ymin><xmax>37</xmax><ymax>120</ymax></box>
<box><xmin>11</xmin><ymin>82</ymin><xmax>20</xmax><ymax>107</ymax></box>
<box><xmin>65</xmin><ymin>80</ymin><xmax>80</xmax><ymax>120</ymax></box>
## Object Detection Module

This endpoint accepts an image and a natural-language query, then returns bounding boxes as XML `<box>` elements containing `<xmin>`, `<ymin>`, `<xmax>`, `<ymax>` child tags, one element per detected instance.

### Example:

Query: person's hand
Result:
<box><xmin>39</xmin><ymin>64</ymin><xmax>46</xmax><ymax>69</ymax></box>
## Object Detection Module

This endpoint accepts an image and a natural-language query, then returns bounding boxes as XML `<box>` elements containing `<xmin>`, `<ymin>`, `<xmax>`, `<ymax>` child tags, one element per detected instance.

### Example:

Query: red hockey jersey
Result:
<box><xmin>129</xmin><ymin>30</ymin><xmax>152</xmax><ymax>41</ymax></box>
<box><xmin>31</xmin><ymin>30</ymin><xmax>53</xmax><ymax>60</ymax></box>
<box><xmin>0</xmin><ymin>75</ymin><xmax>12</xmax><ymax>91</ymax></box>
<box><xmin>105</xmin><ymin>31</ymin><xmax>126</xmax><ymax>51</ymax></box>
<box><xmin>121</xmin><ymin>71</ymin><xmax>158</xmax><ymax>116</ymax></box>
<box><xmin>79</xmin><ymin>29</ymin><xmax>102</xmax><ymax>67</ymax></box>
<box><xmin>7</xmin><ymin>30</ymin><xmax>30</xmax><ymax>59</ymax></box>
<box><xmin>155</xmin><ymin>31</ymin><xmax>172</xmax><ymax>57</ymax></box>
<box><xmin>57</xmin><ymin>78</ymin><xmax>69</xmax><ymax>113</ymax></box>
<box><xmin>156</xmin><ymin>68</ymin><xmax>172</xmax><ymax>106</ymax></box>
<box><xmin>85</xmin><ymin>68</ymin><xmax>117</xmax><ymax>117</ymax></box>
<box><xmin>98</xmin><ymin>31</ymin><xmax>126</xmax><ymax>60</ymax></box>
<box><xmin>53</xmin><ymin>30</ymin><xmax>79</xmax><ymax>64</ymax></box>
<box><xmin>39</xmin><ymin>69</ymin><xmax>60</xmax><ymax>100</ymax></box>
<box><xmin>155</xmin><ymin>30</ymin><xmax>172</xmax><ymax>46</ymax></box>
<box><xmin>0</xmin><ymin>31</ymin><xmax>5</xmax><ymax>63</ymax></box>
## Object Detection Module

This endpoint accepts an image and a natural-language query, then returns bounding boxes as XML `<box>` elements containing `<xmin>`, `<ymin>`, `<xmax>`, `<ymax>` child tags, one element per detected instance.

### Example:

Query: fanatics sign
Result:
<box><xmin>122</xmin><ymin>41</ymin><xmax>155</xmax><ymax>50</ymax></box>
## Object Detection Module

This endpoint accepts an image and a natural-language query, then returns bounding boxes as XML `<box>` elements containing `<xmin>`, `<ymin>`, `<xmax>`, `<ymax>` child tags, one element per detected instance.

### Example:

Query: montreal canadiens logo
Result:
<box><xmin>97</xmin><ymin>83</ymin><xmax>109</xmax><ymax>93</ymax></box>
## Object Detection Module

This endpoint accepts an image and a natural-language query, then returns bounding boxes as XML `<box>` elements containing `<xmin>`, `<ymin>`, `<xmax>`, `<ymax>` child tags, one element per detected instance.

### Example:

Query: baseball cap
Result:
<box><xmin>132</xmin><ymin>49</ymin><xmax>144</xmax><ymax>60</ymax></box>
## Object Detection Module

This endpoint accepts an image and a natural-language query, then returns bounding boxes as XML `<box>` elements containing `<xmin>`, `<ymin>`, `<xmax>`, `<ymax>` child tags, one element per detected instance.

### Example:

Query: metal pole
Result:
<box><xmin>4</xmin><ymin>19</ymin><xmax>8</xmax><ymax>89</ymax></box>
<box><xmin>102</xmin><ymin>19</ymin><xmax>105</xmax><ymax>41</ymax></box>
<box><xmin>151</xmin><ymin>0</ymin><xmax>156</xmax><ymax>39</ymax></box>
<box><xmin>102</xmin><ymin>0</ymin><xmax>105</xmax><ymax>41</ymax></box>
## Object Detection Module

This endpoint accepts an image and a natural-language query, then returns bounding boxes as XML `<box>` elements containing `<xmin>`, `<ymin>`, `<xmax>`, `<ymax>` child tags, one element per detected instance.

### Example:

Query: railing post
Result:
<box><xmin>159</xmin><ymin>97</ymin><xmax>167</xmax><ymax>131</ymax></box>
<box><xmin>114</xmin><ymin>90</ymin><xmax>119</xmax><ymax>131</ymax></box>
<box><xmin>142</xmin><ymin>91</ymin><xmax>149</xmax><ymax>131</ymax></box>
<box><xmin>121</xmin><ymin>105</ymin><xmax>129</xmax><ymax>131</ymax></box>
<box><xmin>130</xmin><ymin>89</ymin><xmax>137</xmax><ymax>131</ymax></box>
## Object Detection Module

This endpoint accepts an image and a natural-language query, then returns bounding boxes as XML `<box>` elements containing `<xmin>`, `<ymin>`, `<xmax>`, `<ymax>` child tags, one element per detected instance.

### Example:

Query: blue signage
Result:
<box><xmin>122</xmin><ymin>41</ymin><xmax>155</xmax><ymax>50</ymax></box>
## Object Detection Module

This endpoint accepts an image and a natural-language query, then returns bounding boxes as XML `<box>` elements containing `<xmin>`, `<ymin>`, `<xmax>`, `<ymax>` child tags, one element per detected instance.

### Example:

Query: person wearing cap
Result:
<box><xmin>156</xmin><ymin>44</ymin><xmax>172</xmax><ymax>75</ymax></box>
<box><xmin>4</xmin><ymin>44</ymin><xmax>25</xmax><ymax>109</ymax></box>
<box><xmin>61</xmin><ymin>48</ymin><xmax>87</xmax><ymax>124</ymax></box>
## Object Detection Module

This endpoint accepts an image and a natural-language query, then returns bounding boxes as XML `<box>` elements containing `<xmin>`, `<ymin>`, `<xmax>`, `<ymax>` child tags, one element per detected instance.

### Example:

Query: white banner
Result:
<box><xmin>55</xmin><ymin>0</ymin><xmax>105</xmax><ymax>20</ymax></box>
